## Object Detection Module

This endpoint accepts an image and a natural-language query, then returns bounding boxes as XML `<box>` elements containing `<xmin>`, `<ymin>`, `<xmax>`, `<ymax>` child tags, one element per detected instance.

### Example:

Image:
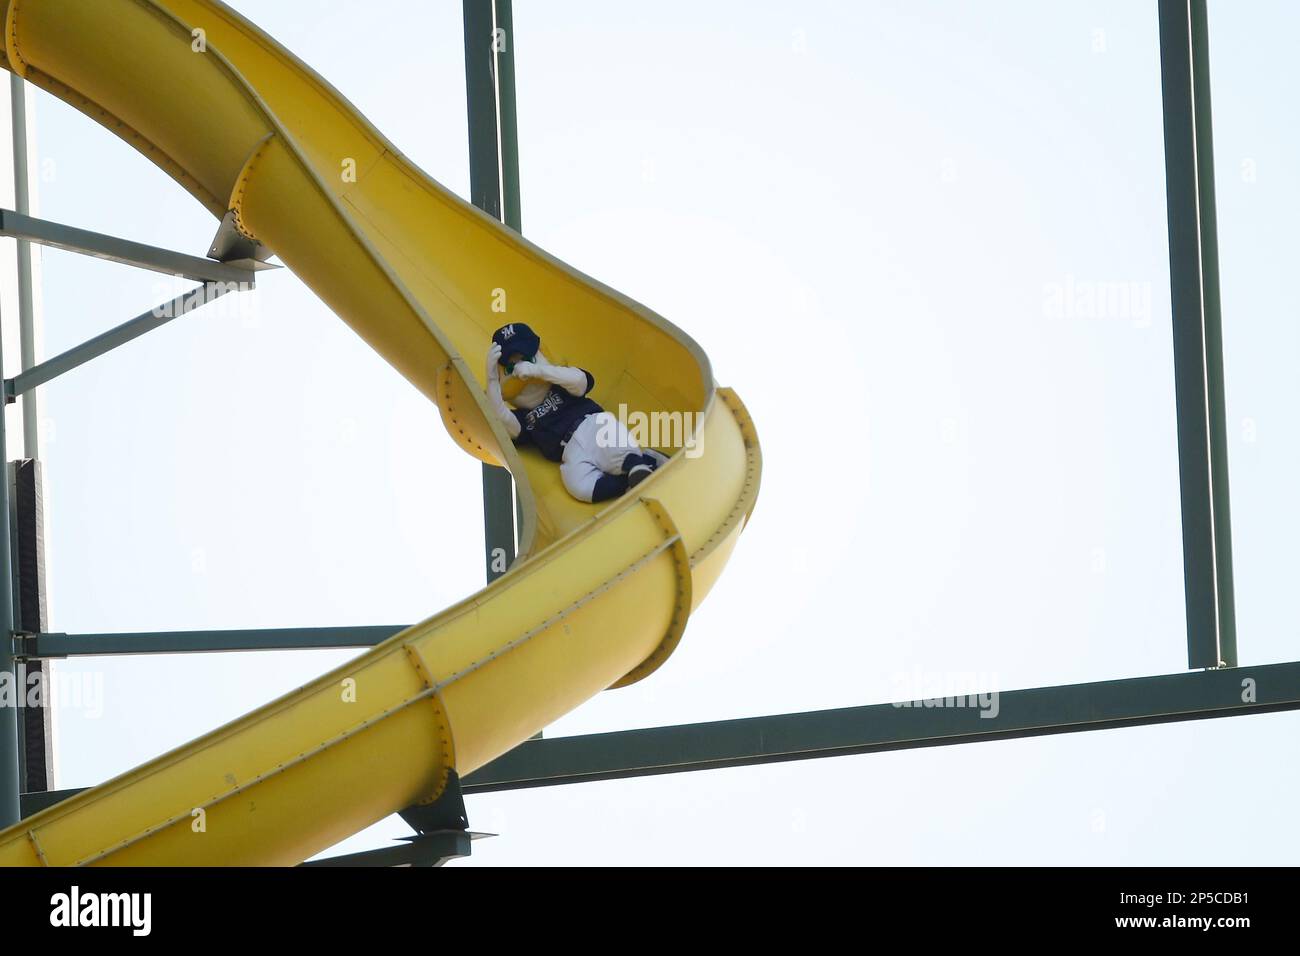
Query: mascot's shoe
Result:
<box><xmin>627</xmin><ymin>462</ymin><xmax>656</xmax><ymax>489</ymax></box>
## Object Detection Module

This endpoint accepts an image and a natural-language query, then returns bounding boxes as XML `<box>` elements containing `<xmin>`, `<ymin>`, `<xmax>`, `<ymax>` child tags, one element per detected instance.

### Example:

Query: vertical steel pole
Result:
<box><xmin>492</xmin><ymin>0</ymin><xmax>527</xmax><ymax>540</ymax></box>
<box><xmin>10</xmin><ymin>74</ymin><xmax>54</xmax><ymax>795</ymax></box>
<box><xmin>494</xmin><ymin>0</ymin><xmax>523</xmax><ymax>236</ymax></box>
<box><xmin>10</xmin><ymin>76</ymin><xmax>38</xmax><ymax>459</ymax></box>
<box><xmin>464</xmin><ymin>0</ymin><xmax>539</xmax><ymax>741</ymax></box>
<box><xmin>464</xmin><ymin>0</ymin><xmax>522</xmax><ymax>583</ymax></box>
<box><xmin>0</xmin><ymin>292</ymin><xmax>19</xmax><ymax>829</ymax></box>
<box><xmin>0</xmin><ymin>72</ymin><xmax>30</xmax><ymax>824</ymax></box>
<box><xmin>1157</xmin><ymin>0</ymin><xmax>1237</xmax><ymax>669</ymax></box>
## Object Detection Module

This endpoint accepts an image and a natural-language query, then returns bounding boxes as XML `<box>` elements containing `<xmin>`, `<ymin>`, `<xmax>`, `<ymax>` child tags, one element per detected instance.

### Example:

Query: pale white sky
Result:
<box><xmin>19</xmin><ymin>0</ymin><xmax>1300</xmax><ymax>864</ymax></box>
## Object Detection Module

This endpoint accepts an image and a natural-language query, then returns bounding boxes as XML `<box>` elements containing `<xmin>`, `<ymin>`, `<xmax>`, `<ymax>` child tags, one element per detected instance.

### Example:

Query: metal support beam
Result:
<box><xmin>5</xmin><ymin>280</ymin><xmax>246</xmax><ymax>399</ymax></box>
<box><xmin>24</xmin><ymin>660</ymin><xmax>1300</xmax><ymax>820</ymax></box>
<box><xmin>0</xmin><ymin>292</ymin><xmax>18</xmax><ymax>828</ymax></box>
<box><xmin>305</xmin><ymin>771</ymin><xmax>480</xmax><ymax>866</ymax></box>
<box><xmin>462</xmin><ymin>0</ymin><xmax>522</xmax><ymax>231</ymax></box>
<box><xmin>10</xmin><ymin>460</ymin><xmax>52</xmax><ymax>792</ymax></box>
<box><xmin>398</xmin><ymin>768</ymin><xmax>470</xmax><ymax>834</ymax></box>
<box><xmin>208</xmin><ymin>209</ymin><xmax>275</xmax><ymax>265</ymax></box>
<box><xmin>480</xmin><ymin>468</ymin><xmax>515</xmax><ymax>582</ymax></box>
<box><xmin>0</xmin><ymin>208</ymin><xmax>271</xmax><ymax>284</ymax></box>
<box><xmin>1157</xmin><ymin>0</ymin><xmax>1237</xmax><ymax>670</ymax></box>
<box><xmin>10</xmin><ymin>78</ymin><xmax>39</xmax><ymax>457</ymax></box>
<box><xmin>17</xmin><ymin>786</ymin><xmax>70</xmax><ymax>817</ymax></box>
<box><xmin>494</xmin><ymin>0</ymin><xmax>523</xmax><ymax>235</ymax></box>
<box><xmin>464</xmin><ymin>0</ymin><xmax>521</xmax><ymax>583</ymax></box>
<box><xmin>9</xmin><ymin>76</ymin><xmax>54</xmax><ymax>797</ymax></box>
<box><xmin>299</xmin><ymin>831</ymin><xmax>474</xmax><ymax>867</ymax></box>
<box><xmin>15</xmin><ymin>624</ymin><xmax>406</xmax><ymax>659</ymax></box>
<box><xmin>461</xmin><ymin>661</ymin><xmax>1300</xmax><ymax>792</ymax></box>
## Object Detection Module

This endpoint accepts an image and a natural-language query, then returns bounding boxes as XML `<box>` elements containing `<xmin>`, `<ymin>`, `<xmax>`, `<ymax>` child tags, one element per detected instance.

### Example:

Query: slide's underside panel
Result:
<box><xmin>0</xmin><ymin>0</ymin><xmax>759</xmax><ymax>865</ymax></box>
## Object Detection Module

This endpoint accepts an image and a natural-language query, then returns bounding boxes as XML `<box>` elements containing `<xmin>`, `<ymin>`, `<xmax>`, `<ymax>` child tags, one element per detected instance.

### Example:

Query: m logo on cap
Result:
<box><xmin>493</xmin><ymin>323</ymin><xmax>541</xmax><ymax>364</ymax></box>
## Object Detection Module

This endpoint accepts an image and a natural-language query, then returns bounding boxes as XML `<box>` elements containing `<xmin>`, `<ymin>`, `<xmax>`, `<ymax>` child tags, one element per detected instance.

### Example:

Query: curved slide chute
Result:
<box><xmin>0</xmin><ymin>0</ymin><xmax>759</xmax><ymax>865</ymax></box>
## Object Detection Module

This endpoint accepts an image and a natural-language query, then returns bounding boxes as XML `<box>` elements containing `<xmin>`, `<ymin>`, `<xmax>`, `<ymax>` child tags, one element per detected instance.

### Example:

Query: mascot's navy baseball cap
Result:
<box><xmin>492</xmin><ymin>322</ymin><xmax>540</xmax><ymax>364</ymax></box>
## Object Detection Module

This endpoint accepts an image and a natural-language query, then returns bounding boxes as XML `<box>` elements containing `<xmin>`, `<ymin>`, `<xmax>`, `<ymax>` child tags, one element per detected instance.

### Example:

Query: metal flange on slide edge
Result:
<box><xmin>608</xmin><ymin>497</ymin><xmax>693</xmax><ymax>689</ymax></box>
<box><xmin>227</xmin><ymin>131</ymin><xmax>277</xmax><ymax>244</ymax></box>
<box><xmin>403</xmin><ymin>644</ymin><xmax>459</xmax><ymax>807</ymax></box>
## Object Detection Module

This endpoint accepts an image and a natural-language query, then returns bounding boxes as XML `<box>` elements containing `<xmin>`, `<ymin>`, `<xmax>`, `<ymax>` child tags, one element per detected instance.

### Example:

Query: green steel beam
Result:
<box><xmin>464</xmin><ymin>0</ymin><xmax>520</xmax><ymax>583</ymax></box>
<box><xmin>0</xmin><ymin>208</ymin><xmax>270</xmax><ymax>284</ymax></box>
<box><xmin>6</xmin><ymin>281</ymin><xmax>248</xmax><ymax>399</ymax></box>
<box><xmin>11</xmin><ymin>79</ymin><xmax>39</xmax><ymax>456</ymax></box>
<box><xmin>461</xmin><ymin>661</ymin><xmax>1300</xmax><ymax>792</ymax></box>
<box><xmin>23</xmin><ymin>661</ymin><xmax>1300</xmax><ymax>819</ymax></box>
<box><xmin>479</xmin><ymin>468</ymin><xmax>515</xmax><ymax>582</ymax></box>
<box><xmin>0</xmin><ymin>276</ymin><xmax>17</xmax><ymax>830</ymax></box>
<box><xmin>12</xmin><ymin>460</ymin><xmax>53</xmax><ymax>793</ymax></box>
<box><xmin>298</xmin><ymin>831</ymin><xmax>473</xmax><ymax>867</ymax></box>
<box><xmin>17</xmin><ymin>786</ymin><xmax>74</xmax><ymax>817</ymax></box>
<box><xmin>494</xmin><ymin>0</ymin><xmax>522</xmax><ymax>234</ymax></box>
<box><xmin>8</xmin><ymin>75</ymin><xmax>50</xmax><ymax>801</ymax></box>
<box><xmin>15</xmin><ymin>625</ymin><xmax>406</xmax><ymax>659</ymax></box>
<box><xmin>1157</xmin><ymin>0</ymin><xmax>1237</xmax><ymax>669</ymax></box>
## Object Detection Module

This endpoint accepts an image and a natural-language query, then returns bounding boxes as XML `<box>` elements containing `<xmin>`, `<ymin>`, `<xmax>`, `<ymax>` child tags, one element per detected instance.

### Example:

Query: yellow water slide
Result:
<box><xmin>0</xmin><ymin>0</ymin><xmax>759</xmax><ymax>865</ymax></box>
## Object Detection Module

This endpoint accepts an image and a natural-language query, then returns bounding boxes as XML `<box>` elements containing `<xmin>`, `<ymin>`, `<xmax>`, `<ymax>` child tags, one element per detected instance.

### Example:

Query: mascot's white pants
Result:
<box><xmin>560</xmin><ymin>411</ymin><xmax>669</xmax><ymax>502</ymax></box>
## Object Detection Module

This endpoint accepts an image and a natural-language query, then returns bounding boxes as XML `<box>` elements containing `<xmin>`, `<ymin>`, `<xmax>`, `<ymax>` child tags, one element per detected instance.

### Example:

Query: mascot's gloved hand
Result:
<box><xmin>511</xmin><ymin>356</ymin><xmax>589</xmax><ymax>397</ymax></box>
<box><xmin>484</xmin><ymin>341</ymin><xmax>521</xmax><ymax>439</ymax></box>
<box><xmin>511</xmin><ymin>360</ymin><xmax>541</xmax><ymax>380</ymax></box>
